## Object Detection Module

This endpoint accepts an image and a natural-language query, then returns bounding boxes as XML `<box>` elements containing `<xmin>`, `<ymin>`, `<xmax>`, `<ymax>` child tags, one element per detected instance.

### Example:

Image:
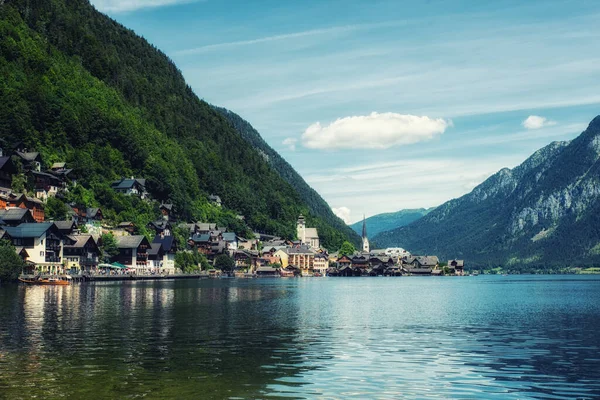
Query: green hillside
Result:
<box><xmin>0</xmin><ymin>0</ymin><xmax>356</xmax><ymax>249</ymax></box>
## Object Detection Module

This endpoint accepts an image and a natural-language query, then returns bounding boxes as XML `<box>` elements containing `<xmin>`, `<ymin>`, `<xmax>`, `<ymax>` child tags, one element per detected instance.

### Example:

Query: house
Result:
<box><xmin>111</xmin><ymin>177</ymin><xmax>148</xmax><ymax>199</ymax></box>
<box><xmin>447</xmin><ymin>259</ymin><xmax>465</xmax><ymax>275</ymax></box>
<box><xmin>8</xmin><ymin>194</ymin><xmax>45</xmax><ymax>222</ymax></box>
<box><xmin>4</xmin><ymin>222</ymin><xmax>64</xmax><ymax>273</ymax></box>
<box><xmin>256</xmin><ymin>266</ymin><xmax>279</xmax><ymax>277</ymax></box>
<box><xmin>63</xmin><ymin>235</ymin><xmax>100</xmax><ymax>273</ymax></box>
<box><xmin>189</xmin><ymin>232</ymin><xmax>226</xmax><ymax>257</ymax></box>
<box><xmin>114</xmin><ymin>235</ymin><xmax>151</xmax><ymax>272</ymax></box>
<box><xmin>196</xmin><ymin>223</ymin><xmax>217</xmax><ymax>235</ymax></box>
<box><xmin>32</xmin><ymin>171</ymin><xmax>64</xmax><ymax>200</ymax></box>
<box><xmin>14</xmin><ymin>150</ymin><xmax>42</xmax><ymax>172</ymax></box>
<box><xmin>273</xmin><ymin>248</ymin><xmax>289</xmax><ymax>268</ymax></box>
<box><xmin>233</xmin><ymin>249</ymin><xmax>256</xmax><ymax>269</ymax></box>
<box><xmin>222</xmin><ymin>232</ymin><xmax>238</xmax><ymax>250</ymax></box>
<box><xmin>287</xmin><ymin>245</ymin><xmax>316</xmax><ymax>276</ymax></box>
<box><xmin>351</xmin><ymin>254</ymin><xmax>369</xmax><ymax>270</ymax></box>
<box><xmin>53</xmin><ymin>220</ymin><xmax>78</xmax><ymax>236</ymax></box>
<box><xmin>116</xmin><ymin>221</ymin><xmax>135</xmax><ymax>235</ymax></box>
<box><xmin>50</xmin><ymin>162</ymin><xmax>66</xmax><ymax>172</ymax></box>
<box><xmin>147</xmin><ymin>219</ymin><xmax>172</xmax><ymax>236</ymax></box>
<box><xmin>208</xmin><ymin>194</ymin><xmax>222</xmax><ymax>207</ymax></box>
<box><xmin>337</xmin><ymin>255</ymin><xmax>352</xmax><ymax>268</ymax></box>
<box><xmin>296</xmin><ymin>215</ymin><xmax>320</xmax><ymax>249</ymax></box>
<box><xmin>403</xmin><ymin>256</ymin><xmax>439</xmax><ymax>275</ymax></box>
<box><xmin>159</xmin><ymin>203</ymin><xmax>173</xmax><ymax>220</ymax></box>
<box><xmin>84</xmin><ymin>208</ymin><xmax>103</xmax><ymax>224</ymax></box>
<box><xmin>149</xmin><ymin>234</ymin><xmax>177</xmax><ymax>273</ymax></box>
<box><xmin>313</xmin><ymin>253</ymin><xmax>328</xmax><ymax>275</ymax></box>
<box><xmin>0</xmin><ymin>156</ymin><xmax>16</xmax><ymax>189</ymax></box>
<box><xmin>0</xmin><ymin>208</ymin><xmax>36</xmax><ymax>226</ymax></box>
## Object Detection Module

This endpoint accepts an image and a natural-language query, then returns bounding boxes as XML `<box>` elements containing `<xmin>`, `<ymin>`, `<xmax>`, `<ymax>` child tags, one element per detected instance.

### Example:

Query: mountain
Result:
<box><xmin>373</xmin><ymin>116</ymin><xmax>600</xmax><ymax>270</ymax></box>
<box><xmin>213</xmin><ymin>107</ymin><xmax>360</xmax><ymax>247</ymax></box>
<box><xmin>349</xmin><ymin>208</ymin><xmax>434</xmax><ymax>238</ymax></box>
<box><xmin>0</xmin><ymin>0</ymin><xmax>358</xmax><ymax>249</ymax></box>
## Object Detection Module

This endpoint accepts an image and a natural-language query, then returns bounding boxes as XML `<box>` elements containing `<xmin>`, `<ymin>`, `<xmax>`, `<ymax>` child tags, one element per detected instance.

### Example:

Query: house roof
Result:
<box><xmin>448</xmin><ymin>259</ymin><xmax>464</xmax><ymax>267</ymax></box>
<box><xmin>196</xmin><ymin>223</ymin><xmax>216</xmax><ymax>231</ymax></box>
<box><xmin>304</xmin><ymin>228</ymin><xmax>318</xmax><ymax>239</ymax></box>
<box><xmin>51</xmin><ymin>162</ymin><xmax>66</xmax><ymax>169</ymax></box>
<box><xmin>54</xmin><ymin>221</ymin><xmax>77</xmax><ymax>231</ymax></box>
<box><xmin>222</xmin><ymin>232</ymin><xmax>237</xmax><ymax>242</ymax></box>
<box><xmin>0</xmin><ymin>156</ymin><xmax>14</xmax><ymax>171</ymax></box>
<box><xmin>87</xmin><ymin>208</ymin><xmax>101</xmax><ymax>218</ymax></box>
<box><xmin>0</xmin><ymin>208</ymin><xmax>33</xmax><ymax>222</ymax></box>
<box><xmin>115</xmin><ymin>235</ymin><xmax>146</xmax><ymax>249</ymax></box>
<box><xmin>191</xmin><ymin>234</ymin><xmax>210</xmax><ymax>243</ymax></box>
<box><xmin>153</xmin><ymin>234</ymin><xmax>175</xmax><ymax>252</ymax></box>
<box><xmin>148</xmin><ymin>243</ymin><xmax>163</xmax><ymax>256</ymax></box>
<box><xmin>286</xmin><ymin>246</ymin><xmax>315</xmax><ymax>255</ymax></box>
<box><xmin>64</xmin><ymin>234</ymin><xmax>95</xmax><ymax>249</ymax></box>
<box><xmin>118</xmin><ymin>222</ymin><xmax>134</xmax><ymax>227</ymax></box>
<box><xmin>15</xmin><ymin>151</ymin><xmax>40</xmax><ymax>162</ymax></box>
<box><xmin>5</xmin><ymin>222</ymin><xmax>54</xmax><ymax>238</ymax></box>
<box><xmin>111</xmin><ymin>178</ymin><xmax>146</xmax><ymax>190</ymax></box>
<box><xmin>159</xmin><ymin>203</ymin><xmax>173</xmax><ymax>211</ymax></box>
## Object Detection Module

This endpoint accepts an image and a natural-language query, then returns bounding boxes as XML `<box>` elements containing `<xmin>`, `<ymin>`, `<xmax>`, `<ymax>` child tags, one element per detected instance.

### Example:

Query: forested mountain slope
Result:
<box><xmin>213</xmin><ymin>107</ymin><xmax>360</xmax><ymax>246</ymax></box>
<box><xmin>0</xmin><ymin>0</ymin><xmax>357</xmax><ymax>248</ymax></box>
<box><xmin>374</xmin><ymin>117</ymin><xmax>600</xmax><ymax>269</ymax></box>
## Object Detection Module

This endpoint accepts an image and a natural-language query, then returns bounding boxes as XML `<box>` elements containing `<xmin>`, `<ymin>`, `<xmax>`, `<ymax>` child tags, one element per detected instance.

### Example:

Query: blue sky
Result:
<box><xmin>90</xmin><ymin>0</ymin><xmax>600</xmax><ymax>224</ymax></box>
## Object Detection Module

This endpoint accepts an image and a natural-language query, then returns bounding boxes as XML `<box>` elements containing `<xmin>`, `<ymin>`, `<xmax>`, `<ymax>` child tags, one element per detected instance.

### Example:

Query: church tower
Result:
<box><xmin>297</xmin><ymin>214</ymin><xmax>306</xmax><ymax>243</ymax></box>
<box><xmin>362</xmin><ymin>215</ymin><xmax>370</xmax><ymax>253</ymax></box>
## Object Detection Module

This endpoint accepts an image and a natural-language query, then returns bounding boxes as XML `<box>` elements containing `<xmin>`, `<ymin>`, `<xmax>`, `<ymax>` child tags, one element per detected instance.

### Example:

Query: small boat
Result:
<box><xmin>313</xmin><ymin>272</ymin><xmax>323</xmax><ymax>277</ymax></box>
<box><xmin>19</xmin><ymin>276</ymin><xmax>71</xmax><ymax>285</ymax></box>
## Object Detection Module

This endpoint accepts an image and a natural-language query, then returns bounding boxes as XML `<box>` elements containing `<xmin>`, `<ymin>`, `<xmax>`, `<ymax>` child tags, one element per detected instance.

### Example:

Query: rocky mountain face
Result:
<box><xmin>349</xmin><ymin>208</ymin><xmax>434</xmax><ymax>238</ymax></box>
<box><xmin>373</xmin><ymin>116</ymin><xmax>600</xmax><ymax>269</ymax></box>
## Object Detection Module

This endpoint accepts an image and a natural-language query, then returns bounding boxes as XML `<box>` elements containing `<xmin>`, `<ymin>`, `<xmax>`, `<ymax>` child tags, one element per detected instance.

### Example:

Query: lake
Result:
<box><xmin>1</xmin><ymin>275</ymin><xmax>600</xmax><ymax>399</ymax></box>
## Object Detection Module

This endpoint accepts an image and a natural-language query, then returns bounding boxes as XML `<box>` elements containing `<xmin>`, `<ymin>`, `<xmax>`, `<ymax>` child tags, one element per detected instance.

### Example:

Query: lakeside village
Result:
<box><xmin>0</xmin><ymin>147</ymin><xmax>466</xmax><ymax>280</ymax></box>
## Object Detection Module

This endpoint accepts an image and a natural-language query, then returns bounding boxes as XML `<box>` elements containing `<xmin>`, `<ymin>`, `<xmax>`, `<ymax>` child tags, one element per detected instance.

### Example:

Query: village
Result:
<box><xmin>0</xmin><ymin>146</ymin><xmax>465</xmax><ymax>280</ymax></box>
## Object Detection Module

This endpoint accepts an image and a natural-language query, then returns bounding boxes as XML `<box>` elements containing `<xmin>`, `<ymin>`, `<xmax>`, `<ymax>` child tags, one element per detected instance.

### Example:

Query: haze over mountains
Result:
<box><xmin>349</xmin><ymin>208</ymin><xmax>434</xmax><ymax>238</ymax></box>
<box><xmin>374</xmin><ymin>116</ymin><xmax>600</xmax><ymax>269</ymax></box>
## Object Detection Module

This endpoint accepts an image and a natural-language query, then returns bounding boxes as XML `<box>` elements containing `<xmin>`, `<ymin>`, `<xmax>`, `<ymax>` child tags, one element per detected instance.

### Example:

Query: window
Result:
<box><xmin>40</xmin><ymin>251</ymin><xmax>44</xmax><ymax>257</ymax></box>
<box><xmin>40</xmin><ymin>239</ymin><xmax>44</xmax><ymax>245</ymax></box>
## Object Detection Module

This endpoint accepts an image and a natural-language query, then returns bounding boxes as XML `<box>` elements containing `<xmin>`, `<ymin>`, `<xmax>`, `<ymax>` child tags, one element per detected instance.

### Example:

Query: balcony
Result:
<box><xmin>80</xmin><ymin>257</ymin><xmax>99</xmax><ymax>265</ymax></box>
<box><xmin>45</xmin><ymin>257</ymin><xmax>61</xmax><ymax>263</ymax></box>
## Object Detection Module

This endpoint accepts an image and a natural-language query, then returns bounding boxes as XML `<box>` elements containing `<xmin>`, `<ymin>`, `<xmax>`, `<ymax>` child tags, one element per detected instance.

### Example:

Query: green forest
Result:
<box><xmin>0</xmin><ymin>0</ymin><xmax>359</xmax><ymax>249</ymax></box>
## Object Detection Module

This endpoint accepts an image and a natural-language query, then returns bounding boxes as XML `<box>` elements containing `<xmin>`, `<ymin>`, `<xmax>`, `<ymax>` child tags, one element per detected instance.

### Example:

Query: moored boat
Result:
<box><xmin>19</xmin><ymin>276</ymin><xmax>71</xmax><ymax>285</ymax></box>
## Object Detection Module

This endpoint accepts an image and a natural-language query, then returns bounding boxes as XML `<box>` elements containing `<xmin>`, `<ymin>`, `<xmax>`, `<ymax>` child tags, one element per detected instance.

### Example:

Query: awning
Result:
<box><xmin>98</xmin><ymin>263</ymin><xmax>127</xmax><ymax>269</ymax></box>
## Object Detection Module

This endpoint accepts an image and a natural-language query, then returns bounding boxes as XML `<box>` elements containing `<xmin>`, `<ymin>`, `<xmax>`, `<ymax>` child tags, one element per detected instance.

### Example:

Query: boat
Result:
<box><xmin>19</xmin><ymin>276</ymin><xmax>71</xmax><ymax>285</ymax></box>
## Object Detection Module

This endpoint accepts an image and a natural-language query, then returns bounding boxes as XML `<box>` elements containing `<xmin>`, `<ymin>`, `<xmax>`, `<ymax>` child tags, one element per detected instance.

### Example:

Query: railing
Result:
<box><xmin>45</xmin><ymin>257</ymin><xmax>61</xmax><ymax>263</ymax></box>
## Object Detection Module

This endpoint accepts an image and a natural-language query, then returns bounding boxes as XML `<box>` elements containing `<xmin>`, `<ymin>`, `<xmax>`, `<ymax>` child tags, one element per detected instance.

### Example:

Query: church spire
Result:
<box><xmin>362</xmin><ymin>215</ymin><xmax>369</xmax><ymax>253</ymax></box>
<box><xmin>362</xmin><ymin>215</ymin><xmax>367</xmax><ymax>238</ymax></box>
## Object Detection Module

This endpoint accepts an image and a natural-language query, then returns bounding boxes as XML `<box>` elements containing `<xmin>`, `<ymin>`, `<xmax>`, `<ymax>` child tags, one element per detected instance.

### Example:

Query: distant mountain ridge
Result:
<box><xmin>373</xmin><ymin>116</ymin><xmax>600</xmax><ymax>269</ymax></box>
<box><xmin>349</xmin><ymin>208</ymin><xmax>434</xmax><ymax>237</ymax></box>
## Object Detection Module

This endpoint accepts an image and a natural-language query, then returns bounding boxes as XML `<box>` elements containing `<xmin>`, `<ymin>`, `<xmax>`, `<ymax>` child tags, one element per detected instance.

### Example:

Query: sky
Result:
<box><xmin>90</xmin><ymin>0</ymin><xmax>600</xmax><ymax>224</ymax></box>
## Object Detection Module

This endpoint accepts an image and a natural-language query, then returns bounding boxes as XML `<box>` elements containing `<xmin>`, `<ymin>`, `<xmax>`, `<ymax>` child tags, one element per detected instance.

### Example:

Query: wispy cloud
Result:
<box><xmin>302</xmin><ymin>112</ymin><xmax>451</xmax><ymax>150</ymax></box>
<box><xmin>90</xmin><ymin>0</ymin><xmax>203</xmax><ymax>13</ymax></box>
<box><xmin>522</xmin><ymin>115</ymin><xmax>557</xmax><ymax>130</ymax></box>
<box><xmin>174</xmin><ymin>20</ymin><xmax>407</xmax><ymax>55</ymax></box>
<box><xmin>282</xmin><ymin>138</ymin><xmax>297</xmax><ymax>151</ymax></box>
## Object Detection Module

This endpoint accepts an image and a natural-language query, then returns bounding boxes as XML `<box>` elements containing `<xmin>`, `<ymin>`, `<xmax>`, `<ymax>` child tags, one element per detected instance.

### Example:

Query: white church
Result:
<box><xmin>296</xmin><ymin>215</ymin><xmax>320</xmax><ymax>249</ymax></box>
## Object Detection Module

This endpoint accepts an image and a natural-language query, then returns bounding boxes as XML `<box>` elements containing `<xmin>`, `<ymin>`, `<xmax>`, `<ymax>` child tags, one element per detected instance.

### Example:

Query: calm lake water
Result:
<box><xmin>1</xmin><ymin>275</ymin><xmax>600</xmax><ymax>399</ymax></box>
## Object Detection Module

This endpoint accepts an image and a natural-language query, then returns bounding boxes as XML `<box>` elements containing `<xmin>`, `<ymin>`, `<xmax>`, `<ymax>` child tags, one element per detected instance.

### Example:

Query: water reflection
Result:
<box><xmin>1</xmin><ymin>276</ymin><xmax>600</xmax><ymax>399</ymax></box>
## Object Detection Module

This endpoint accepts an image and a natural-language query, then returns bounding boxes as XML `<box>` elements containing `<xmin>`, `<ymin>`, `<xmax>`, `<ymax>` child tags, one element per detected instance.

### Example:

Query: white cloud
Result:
<box><xmin>301</xmin><ymin>112</ymin><xmax>451</xmax><ymax>150</ymax></box>
<box><xmin>332</xmin><ymin>207</ymin><xmax>351</xmax><ymax>224</ymax></box>
<box><xmin>522</xmin><ymin>115</ymin><xmax>557</xmax><ymax>130</ymax></box>
<box><xmin>90</xmin><ymin>0</ymin><xmax>202</xmax><ymax>13</ymax></box>
<box><xmin>282</xmin><ymin>138</ymin><xmax>297</xmax><ymax>151</ymax></box>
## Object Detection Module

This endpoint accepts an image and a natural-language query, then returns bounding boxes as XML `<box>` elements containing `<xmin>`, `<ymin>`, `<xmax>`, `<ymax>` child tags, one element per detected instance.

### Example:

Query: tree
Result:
<box><xmin>175</xmin><ymin>248</ymin><xmax>209</xmax><ymax>273</ymax></box>
<box><xmin>0</xmin><ymin>240</ymin><xmax>25</xmax><ymax>281</ymax></box>
<box><xmin>100</xmin><ymin>233</ymin><xmax>119</xmax><ymax>262</ymax></box>
<box><xmin>338</xmin><ymin>241</ymin><xmax>356</xmax><ymax>257</ymax></box>
<box><xmin>45</xmin><ymin>197</ymin><xmax>70</xmax><ymax>220</ymax></box>
<box><xmin>214</xmin><ymin>254</ymin><xmax>235</xmax><ymax>272</ymax></box>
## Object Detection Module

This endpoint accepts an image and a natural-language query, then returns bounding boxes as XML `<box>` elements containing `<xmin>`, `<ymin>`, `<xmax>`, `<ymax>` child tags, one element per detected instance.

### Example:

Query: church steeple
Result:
<box><xmin>362</xmin><ymin>215</ymin><xmax>369</xmax><ymax>253</ymax></box>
